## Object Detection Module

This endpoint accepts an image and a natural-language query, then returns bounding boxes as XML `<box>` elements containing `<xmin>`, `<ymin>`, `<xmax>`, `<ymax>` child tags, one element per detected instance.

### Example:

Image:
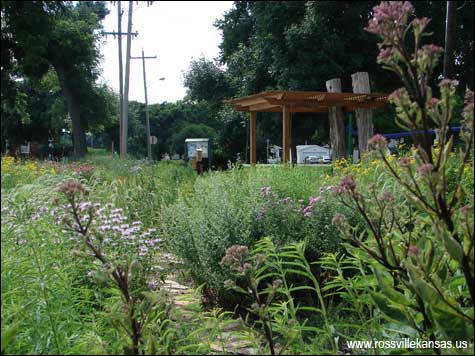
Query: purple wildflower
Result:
<box><xmin>148</xmin><ymin>280</ymin><xmax>158</xmax><ymax>291</ymax></box>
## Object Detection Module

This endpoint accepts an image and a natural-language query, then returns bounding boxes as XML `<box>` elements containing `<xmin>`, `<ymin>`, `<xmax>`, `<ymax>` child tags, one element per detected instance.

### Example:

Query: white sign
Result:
<box><xmin>150</xmin><ymin>136</ymin><xmax>157</xmax><ymax>145</ymax></box>
<box><xmin>187</xmin><ymin>141</ymin><xmax>208</xmax><ymax>158</ymax></box>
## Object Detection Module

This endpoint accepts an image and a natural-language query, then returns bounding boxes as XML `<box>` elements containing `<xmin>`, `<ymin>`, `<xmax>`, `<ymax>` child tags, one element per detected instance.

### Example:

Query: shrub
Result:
<box><xmin>162</xmin><ymin>165</ymin><xmax>351</xmax><ymax>307</ymax></box>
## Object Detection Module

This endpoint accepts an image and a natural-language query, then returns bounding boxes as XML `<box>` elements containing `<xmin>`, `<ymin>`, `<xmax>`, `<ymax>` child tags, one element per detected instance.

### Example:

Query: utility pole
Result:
<box><xmin>117</xmin><ymin>2</ymin><xmax>124</xmax><ymax>159</ymax></box>
<box><xmin>131</xmin><ymin>49</ymin><xmax>156</xmax><ymax>160</ymax></box>
<box><xmin>121</xmin><ymin>1</ymin><xmax>134</xmax><ymax>158</ymax></box>
<box><xmin>101</xmin><ymin>3</ymin><xmax>138</xmax><ymax>159</ymax></box>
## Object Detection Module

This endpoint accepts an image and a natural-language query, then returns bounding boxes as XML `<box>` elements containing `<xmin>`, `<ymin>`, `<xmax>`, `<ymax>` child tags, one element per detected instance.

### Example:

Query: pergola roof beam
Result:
<box><xmin>229</xmin><ymin>90</ymin><xmax>388</xmax><ymax>113</ymax></box>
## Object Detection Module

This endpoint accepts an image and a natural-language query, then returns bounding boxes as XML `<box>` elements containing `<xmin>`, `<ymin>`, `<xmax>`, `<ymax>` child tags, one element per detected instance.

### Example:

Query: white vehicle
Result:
<box><xmin>306</xmin><ymin>156</ymin><xmax>319</xmax><ymax>164</ymax></box>
<box><xmin>317</xmin><ymin>155</ymin><xmax>331</xmax><ymax>164</ymax></box>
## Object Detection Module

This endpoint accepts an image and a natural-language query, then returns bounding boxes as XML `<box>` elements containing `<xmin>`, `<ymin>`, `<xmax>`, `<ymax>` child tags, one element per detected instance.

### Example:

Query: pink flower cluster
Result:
<box><xmin>258</xmin><ymin>186</ymin><xmax>327</xmax><ymax>220</ymax></box>
<box><xmin>303</xmin><ymin>196</ymin><xmax>322</xmax><ymax>217</ymax></box>
<box><xmin>366</xmin><ymin>1</ymin><xmax>414</xmax><ymax>41</ymax></box>
<box><xmin>368</xmin><ymin>134</ymin><xmax>388</xmax><ymax>150</ymax></box>
<box><xmin>330</xmin><ymin>176</ymin><xmax>357</xmax><ymax>197</ymax></box>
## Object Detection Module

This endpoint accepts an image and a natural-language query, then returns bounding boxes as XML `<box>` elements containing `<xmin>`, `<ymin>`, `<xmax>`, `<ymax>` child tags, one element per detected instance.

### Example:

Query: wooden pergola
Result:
<box><xmin>230</xmin><ymin>90</ymin><xmax>389</xmax><ymax>164</ymax></box>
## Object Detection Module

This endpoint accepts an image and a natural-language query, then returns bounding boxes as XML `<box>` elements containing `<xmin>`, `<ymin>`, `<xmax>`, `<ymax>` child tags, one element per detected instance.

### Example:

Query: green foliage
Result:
<box><xmin>1</xmin><ymin>1</ymin><xmax>113</xmax><ymax>156</ymax></box>
<box><xmin>183</xmin><ymin>58</ymin><xmax>233</xmax><ymax>106</ymax></box>
<box><xmin>221</xmin><ymin>238</ymin><xmax>382</xmax><ymax>354</ymax></box>
<box><xmin>329</xmin><ymin>3</ymin><xmax>475</xmax><ymax>352</ymax></box>
<box><xmin>162</xmin><ymin>165</ymin><xmax>353</xmax><ymax>307</ymax></box>
<box><xmin>216</xmin><ymin>1</ymin><xmax>473</xmax><ymax>95</ymax></box>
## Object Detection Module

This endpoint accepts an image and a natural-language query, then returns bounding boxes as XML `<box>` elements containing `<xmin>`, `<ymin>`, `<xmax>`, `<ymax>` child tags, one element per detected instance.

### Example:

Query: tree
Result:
<box><xmin>216</xmin><ymin>1</ymin><xmax>473</xmax><ymax>94</ymax></box>
<box><xmin>1</xmin><ymin>1</ymin><xmax>109</xmax><ymax>157</ymax></box>
<box><xmin>183</xmin><ymin>58</ymin><xmax>233</xmax><ymax>106</ymax></box>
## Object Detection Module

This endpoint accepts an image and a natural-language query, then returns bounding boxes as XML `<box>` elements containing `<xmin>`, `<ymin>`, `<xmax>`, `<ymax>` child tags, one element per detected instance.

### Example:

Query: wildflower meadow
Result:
<box><xmin>1</xmin><ymin>1</ymin><xmax>474</xmax><ymax>355</ymax></box>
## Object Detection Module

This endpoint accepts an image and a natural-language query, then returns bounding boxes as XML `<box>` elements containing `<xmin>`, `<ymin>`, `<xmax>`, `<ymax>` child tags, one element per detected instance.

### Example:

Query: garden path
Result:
<box><xmin>160</xmin><ymin>253</ymin><xmax>259</xmax><ymax>355</ymax></box>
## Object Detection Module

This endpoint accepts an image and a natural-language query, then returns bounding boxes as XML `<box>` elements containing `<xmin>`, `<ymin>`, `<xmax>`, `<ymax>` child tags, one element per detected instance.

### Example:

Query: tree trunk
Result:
<box><xmin>443</xmin><ymin>1</ymin><xmax>457</xmax><ymax>79</ymax></box>
<box><xmin>54</xmin><ymin>64</ymin><xmax>87</xmax><ymax>157</ymax></box>
<box><xmin>325</xmin><ymin>78</ymin><xmax>346</xmax><ymax>160</ymax></box>
<box><xmin>351</xmin><ymin>72</ymin><xmax>374</xmax><ymax>155</ymax></box>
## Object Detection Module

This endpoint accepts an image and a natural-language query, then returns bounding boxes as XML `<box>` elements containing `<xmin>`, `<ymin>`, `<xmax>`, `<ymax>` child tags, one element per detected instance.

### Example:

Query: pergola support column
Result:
<box><xmin>351</xmin><ymin>72</ymin><xmax>374</xmax><ymax>156</ymax></box>
<box><xmin>250</xmin><ymin>111</ymin><xmax>257</xmax><ymax>165</ymax></box>
<box><xmin>325</xmin><ymin>78</ymin><xmax>346</xmax><ymax>161</ymax></box>
<box><xmin>282</xmin><ymin>105</ymin><xmax>290</xmax><ymax>163</ymax></box>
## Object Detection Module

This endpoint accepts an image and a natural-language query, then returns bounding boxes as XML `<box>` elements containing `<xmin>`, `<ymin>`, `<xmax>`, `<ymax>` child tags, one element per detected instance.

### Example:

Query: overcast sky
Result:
<box><xmin>98</xmin><ymin>1</ymin><xmax>233</xmax><ymax>104</ymax></box>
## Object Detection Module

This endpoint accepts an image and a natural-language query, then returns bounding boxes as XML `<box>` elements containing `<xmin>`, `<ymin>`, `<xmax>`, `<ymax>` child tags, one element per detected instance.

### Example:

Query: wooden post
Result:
<box><xmin>282</xmin><ymin>105</ymin><xmax>290</xmax><ymax>163</ymax></box>
<box><xmin>290</xmin><ymin>112</ymin><xmax>297</xmax><ymax>164</ymax></box>
<box><xmin>351</xmin><ymin>72</ymin><xmax>374</xmax><ymax>155</ymax></box>
<box><xmin>250</xmin><ymin>111</ymin><xmax>257</xmax><ymax>165</ymax></box>
<box><xmin>196</xmin><ymin>149</ymin><xmax>203</xmax><ymax>174</ymax></box>
<box><xmin>325</xmin><ymin>78</ymin><xmax>346</xmax><ymax>160</ymax></box>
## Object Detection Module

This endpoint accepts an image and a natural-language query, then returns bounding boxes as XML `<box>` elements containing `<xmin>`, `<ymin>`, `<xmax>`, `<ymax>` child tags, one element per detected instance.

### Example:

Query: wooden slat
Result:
<box><xmin>247</xmin><ymin>102</ymin><xmax>280</xmax><ymax>112</ymax></box>
<box><xmin>231</xmin><ymin>91</ymin><xmax>388</xmax><ymax>112</ymax></box>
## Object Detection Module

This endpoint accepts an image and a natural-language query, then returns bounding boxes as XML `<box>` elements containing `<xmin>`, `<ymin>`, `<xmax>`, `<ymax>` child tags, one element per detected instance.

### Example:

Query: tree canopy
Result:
<box><xmin>1</xmin><ymin>1</ymin><xmax>114</xmax><ymax>156</ymax></box>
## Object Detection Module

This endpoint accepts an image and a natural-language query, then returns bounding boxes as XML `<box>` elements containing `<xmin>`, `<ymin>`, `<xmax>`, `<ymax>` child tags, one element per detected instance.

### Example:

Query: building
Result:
<box><xmin>296</xmin><ymin>145</ymin><xmax>330</xmax><ymax>164</ymax></box>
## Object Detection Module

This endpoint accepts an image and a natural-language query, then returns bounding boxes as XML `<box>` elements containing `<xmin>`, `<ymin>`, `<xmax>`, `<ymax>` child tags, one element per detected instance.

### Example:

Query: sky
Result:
<box><xmin>98</xmin><ymin>1</ymin><xmax>233</xmax><ymax>104</ymax></box>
